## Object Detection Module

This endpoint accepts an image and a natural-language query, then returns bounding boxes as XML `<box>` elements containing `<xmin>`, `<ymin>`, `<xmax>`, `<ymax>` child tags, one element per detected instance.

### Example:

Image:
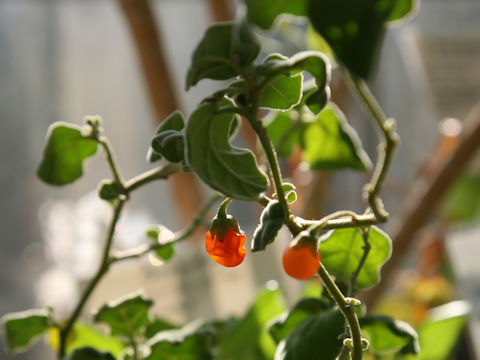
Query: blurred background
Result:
<box><xmin>1</xmin><ymin>0</ymin><xmax>480</xmax><ymax>358</ymax></box>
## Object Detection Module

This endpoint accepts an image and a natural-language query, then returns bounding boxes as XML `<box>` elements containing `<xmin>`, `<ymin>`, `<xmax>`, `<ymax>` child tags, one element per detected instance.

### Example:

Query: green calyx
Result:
<box><xmin>210</xmin><ymin>198</ymin><xmax>240</xmax><ymax>242</ymax></box>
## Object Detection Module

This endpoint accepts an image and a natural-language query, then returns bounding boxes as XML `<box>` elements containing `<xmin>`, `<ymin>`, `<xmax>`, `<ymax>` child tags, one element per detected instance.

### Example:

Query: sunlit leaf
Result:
<box><xmin>259</xmin><ymin>73</ymin><xmax>303</xmax><ymax>110</ymax></box>
<box><xmin>319</xmin><ymin>226</ymin><xmax>392</xmax><ymax>289</ymax></box>
<box><xmin>37</xmin><ymin>122</ymin><xmax>98</xmax><ymax>185</ymax></box>
<box><xmin>275</xmin><ymin>308</ymin><xmax>344</xmax><ymax>360</ymax></box>
<box><xmin>65</xmin><ymin>323</ymin><xmax>125</xmax><ymax>356</ymax></box>
<box><xmin>2</xmin><ymin>309</ymin><xmax>49</xmax><ymax>354</ymax></box>
<box><xmin>146</xmin><ymin>225</ymin><xmax>176</xmax><ymax>262</ymax></box>
<box><xmin>265</xmin><ymin>111</ymin><xmax>303</xmax><ymax>158</ymax></box>
<box><xmin>185</xmin><ymin>100</ymin><xmax>269</xmax><ymax>201</ymax></box>
<box><xmin>144</xmin><ymin>321</ymin><xmax>214</xmax><ymax>360</ymax></box>
<box><xmin>360</xmin><ymin>315</ymin><xmax>419</xmax><ymax>356</ymax></box>
<box><xmin>186</xmin><ymin>22</ymin><xmax>259</xmax><ymax>89</ymax></box>
<box><xmin>387</xmin><ymin>0</ymin><xmax>419</xmax><ymax>23</ymax></box>
<box><xmin>93</xmin><ymin>292</ymin><xmax>153</xmax><ymax>337</ymax></box>
<box><xmin>244</xmin><ymin>0</ymin><xmax>308</xmax><ymax>29</ymax></box>
<box><xmin>301</xmin><ymin>103</ymin><xmax>372</xmax><ymax>171</ymax></box>
<box><xmin>217</xmin><ymin>287</ymin><xmax>286</xmax><ymax>360</ymax></box>
<box><xmin>441</xmin><ymin>172</ymin><xmax>480</xmax><ymax>222</ymax></box>
<box><xmin>251</xmin><ymin>201</ymin><xmax>285</xmax><ymax>252</ymax></box>
<box><xmin>67</xmin><ymin>347</ymin><xmax>115</xmax><ymax>360</ymax></box>
<box><xmin>145</xmin><ymin>318</ymin><xmax>179</xmax><ymax>339</ymax></box>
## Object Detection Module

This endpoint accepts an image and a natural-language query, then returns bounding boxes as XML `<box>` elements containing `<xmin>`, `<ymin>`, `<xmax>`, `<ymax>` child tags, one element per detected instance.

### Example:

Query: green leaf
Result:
<box><xmin>319</xmin><ymin>225</ymin><xmax>392</xmax><ymax>289</ymax></box>
<box><xmin>268</xmin><ymin>298</ymin><xmax>330</xmax><ymax>344</ymax></box>
<box><xmin>275</xmin><ymin>308</ymin><xmax>344</xmax><ymax>360</ymax></box>
<box><xmin>244</xmin><ymin>0</ymin><xmax>307</xmax><ymax>29</ymax></box>
<box><xmin>259</xmin><ymin>73</ymin><xmax>303</xmax><ymax>110</ymax></box>
<box><xmin>67</xmin><ymin>347</ymin><xmax>115</xmax><ymax>360</ymax></box>
<box><xmin>387</xmin><ymin>0</ymin><xmax>419</xmax><ymax>23</ymax></box>
<box><xmin>144</xmin><ymin>322</ymin><xmax>214</xmax><ymax>360</ymax></box>
<box><xmin>65</xmin><ymin>323</ymin><xmax>125</xmax><ymax>356</ymax></box>
<box><xmin>257</xmin><ymin>51</ymin><xmax>330</xmax><ymax>113</ymax></box>
<box><xmin>441</xmin><ymin>173</ymin><xmax>480</xmax><ymax>222</ymax></box>
<box><xmin>404</xmin><ymin>301</ymin><xmax>469</xmax><ymax>360</ymax></box>
<box><xmin>265</xmin><ymin>110</ymin><xmax>302</xmax><ymax>157</ymax></box>
<box><xmin>98</xmin><ymin>180</ymin><xmax>122</xmax><ymax>201</ymax></box>
<box><xmin>93</xmin><ymin>292</ymin><xmax>153</xmax><ymax>337</ymax></box>
<box><xmin>301</xmin><ymin>103</ymin><xmax>372</xmax><ymax>171</ymax></box>
<box><xmin>360</xmin><ymin>315</ymin><xmax>419</xmax><ymax>355</ymax></box>
<box><xmin>186</xmin><ymin>21</ymin><xmax>259</xmax><ymax>89</ymax></box>
<box><xmin>308</xmin><ymin>0</ymin><xmax>417</xmax><ymax>78</ymax></box>
<box><xmin>2</xmin><ymin>309</ymin><xmax>49</xmax><ymax>354</ymax></box>
<box><xmin>146</xmin><ymin>225</ymin><xmax>176</xmax><ymax>262</ymax></box>
<box><xmin>37</xmin><ymin>122</ymin><xmax>98</xmax><ymax>185</ymax></box>
<box><xmin>286</xmin><ymin>191</ymin><xmax>297</xmax><ymax>204</ymax></box>
<box><xmin>217</xmin><ymin>287</ymin><xmax>286</xmax><ymax>360</ymax></box>
<box><xmin>145</xmin><ymin>318</ymin><xmax>179</xmax><ymax>339</ymax></box>
<box><xmin>149</xmin><ymin>111</ymin><xmax>185</xmax><ymax>163</ymax></box>
<box><xmin>185</xmin><ymin>101</ymin><xmax>269</xmax><ymax>201</ymax></box>
<box><xmin>251</xmin><ymin>201</ymin><xmax>285</xmax><ymax>252</ymax></box>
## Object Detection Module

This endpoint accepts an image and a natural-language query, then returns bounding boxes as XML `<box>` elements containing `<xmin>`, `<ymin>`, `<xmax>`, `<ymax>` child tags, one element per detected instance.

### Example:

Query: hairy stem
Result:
<box><xmin>317</xmin><ymin>263</ymin><xmax>363</xmax><ymax>360</ymax></box>
<box><xmin>124</xmin><ymin>163</ymin><xmax>182</xmax><ymax>193</ymax></box>
<box><xmin>58</xmin><ymin>199</ymin><xmax>126</xmax><ymax>358</ymax></box>
<box><xmin>99</xmin><ymin>136</ymin><xmax>126</xmax><ymax>190</ymax></box>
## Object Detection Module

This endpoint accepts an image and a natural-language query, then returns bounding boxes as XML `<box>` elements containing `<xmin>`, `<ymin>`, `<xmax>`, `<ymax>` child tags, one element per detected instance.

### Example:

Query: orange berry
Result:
<box><xmin>282</xmin><ymin>241</ymin><xmax>321</xmax><ymax>280</ymax></box>
<box><xmin>205</xmin><ymin>229</ymin><xmax>247</xmax><ymax>267</ymax></box>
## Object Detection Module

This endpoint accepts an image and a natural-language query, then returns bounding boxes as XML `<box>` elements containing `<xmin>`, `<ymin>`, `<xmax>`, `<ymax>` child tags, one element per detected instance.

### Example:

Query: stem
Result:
<box><xmin>124</xmin><ymin>163</ymin><xmax>182</xmax><ymax>193</ymax></box>
<box><xmin>99</xmin><ymin>136</ymin><xmax>126</xmax><ymax>190</ymax></box>
<box><xmin>348</xmin><ymin>74</ymin><xmax>399</xmax><ymax>222</ymax></box>
<box><xmin>348</xmin><ymin>227</ymin><xmax>371</xmax><ymax>297</ymax></box>
<box><xmin>128</xmin><ymin>334</ymin><xmax>139</xmax><ymax>360</ymax></box>
<box><xmin>247</xmin><ymin>111</ymin><xmax>300</xmax><ymax>235</ymax></box>
<box><xmin>317</xmin><ymin>263</ymin><xmax>363</xmax><ymax>360</ymax></box>
<box><xmin>58</xmin><ymin>199</ymin><xmax>126</xmax><ymax>358</ymax></box>
<box><xmin>111</xmin><ymin>194</ymin><xmax>222</xmax><ymax>263</ymax></box>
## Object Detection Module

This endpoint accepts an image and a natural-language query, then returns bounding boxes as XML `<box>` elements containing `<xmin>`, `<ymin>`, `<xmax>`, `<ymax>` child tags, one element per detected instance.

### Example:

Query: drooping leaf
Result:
<box><xmin>308</xmin><ymin>0</ymin><xmax>418</xmax><ymax>78</ymax></box>
<box><xmin>257</xmin><ymin>51</ymin><xmax>330</xmax><ymax>113</ymax></box>
<box><xmin>93</xmin><ymin>292</ymin><xmax>153</xmax><ymax>337</ymax></box>
<box><xmin>268</xmin><ymin>298</ymin><xmax>330</xmax><ymax>343</ymax></box>
<box><xmin>185</xmin><ymin>101</ymin><xmax>269</xmax><ymax>201</ymax></box>
<box><xmin>186</xmin><ymin>21</ymin><xmax>259</xmax><ymax>89</ymax></box>
<box><xmin>98</xmin><ymin>180</ymin><xmax>122</xmax><ymax>201</ymax></box>
<box><xmin>360</xmin><ymin>315</ymin><xmax>420</xmax><ymax>356</ymax></box>
<box><xmin>404</xmin><ymin>301</ymin><xmax>469</xmax><ymax>360</ymax></box>
<box><xmin>2</xmin><ymin>309</ymin><xmax>50</xmax><ymax>354</ymax></box>
<box><xmin>301</xmin><ymin>103</ymin><xmax>372</xmax><ymax>171</ymax></box>
<box><xmin>259</xmin><ymin>73</ymin><xmax>303</xmax><ymax>110</ymax></box>
<box><xmin>149</xmin><ymin>111</ymin><xmax>185</xmax><ymax>163</ymax></box>
<box><xmin>144</xmin><ymin>322</ymin><xmax>214</xmax><ymax>360</ymax></box>
<box><xmin>244</xmin><ymin>0</ymin><xmax>308</xmax><ymax>29</ymax></box>
<box><xmin>441</xmin><ymin>172</ymin><xmax>480</xmax><ymax>222</ymax></box>
<box><xmin>275</xmin><ymin>308</ymin><xmax>344</xmax><ymax>360</ymax></box>
<box><xmin>251</xmin><ymin>201</ymin><xmax>285</xmax><ymax>252</ymax></box>
<box><xmin>67</xmin><ymin>347</ymin><xmax>115</xmax><ymax>360</ymax></box>
<box><xmin>37</xmin><ymin>122</ymin><xmax>98</xmax><ymax>185</ymax></box>
<box><xmin>319</xmin><ymin>225</ymin><xmax>392</xmax><ymax>289</ymax></box>
<box><xmin>265</xmin><ymin>110</ymin><xmax>303</xmax><ymax>158</ymax></box>
<box><xmin>217</xmin><ymin>287</ymin><xmax>287</xmax><ymax>360</ymax></box>
<box><xmin>60</xmin><ymin>323</ymin><xmax>125</xmax><ymax>356</ymax></box>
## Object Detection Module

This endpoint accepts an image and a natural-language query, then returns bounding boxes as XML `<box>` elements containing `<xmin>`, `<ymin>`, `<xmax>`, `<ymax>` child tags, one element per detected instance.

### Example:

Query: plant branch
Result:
<box><xmin>317</xmin><ymin>263</ymin><xmax>363</xmax><ymax>360</ymax></box>
<box><xmin>124</xmin><ymin>163</ymin><xmax>182</xmax><ymax>193</ymax></box>
<box><xmin>349</xmin><ymin>74</ymin><xmax>399</xmax><ymax>222</ymax></box>
<box><xmin>58</xmin><ymin>199</ymin><xmax>126</xmax><ymax>358</ymax></box>
<box><xmin>111</xmin><ymin>194</ymin><xmax>222</xmax><ymax>263</ymax></box>
<box><xmin>99</xmin><ymin>136</ymin><xmax>126</xmax><ymax>190</ymax></box>
<box><xmin>363</xmin><ymin>102</ymin><xmax>480</xmax><ymax>307</ymax></box>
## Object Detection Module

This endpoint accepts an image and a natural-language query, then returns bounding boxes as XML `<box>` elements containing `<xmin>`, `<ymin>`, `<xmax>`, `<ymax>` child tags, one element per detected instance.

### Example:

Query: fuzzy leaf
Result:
<box><xmin>319</xmin><ymin>226</ymin><xmax>392</xmax><ymax>289</ymax></box>
<box><xmin>251</xmin><ymin>201</ymin><xmax>284</xmax><ymax>252</ymax></box>
<box><xmin>149</xmin><ymin>111</ymin><xmax>185</xmax><ymax>163</ymax></box>
<box><xmin>259</xmin><ymin>73</ymin><xmax>303</xmax><ymax>110</ymax></box>
<box><xmin>185</xmin><ymin>101</ymin><xmax>269</xmax><ymax>201</ymax></box>
<box><xmin>244</xmin><ymin>0</ymin><xmax>308</xmax><ymax>29</ymax></box>
<box><xmin>186</xmin><ymin>22</ymin><xmax>259</xmax><ymax>89</ymax></box>
<box><xmin>37</xmin><ymin>122</ymin><xmax>98</xmax><ymax>185</ymax></box>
